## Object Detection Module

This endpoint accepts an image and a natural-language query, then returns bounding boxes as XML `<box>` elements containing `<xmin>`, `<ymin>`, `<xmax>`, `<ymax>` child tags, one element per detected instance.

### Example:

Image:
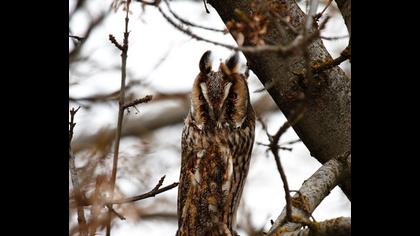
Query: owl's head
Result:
<box><xmin>190</xmin><ymin>50</ymin><xmax>251</xmax><ymax>129</ymax></box>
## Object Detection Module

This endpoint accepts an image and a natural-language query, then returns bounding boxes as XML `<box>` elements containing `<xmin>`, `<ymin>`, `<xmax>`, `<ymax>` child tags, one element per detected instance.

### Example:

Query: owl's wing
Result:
<box><xmin>177</xmin><ymin>118</ymin><xmax>194</xmax><ymax>227</ymax></box>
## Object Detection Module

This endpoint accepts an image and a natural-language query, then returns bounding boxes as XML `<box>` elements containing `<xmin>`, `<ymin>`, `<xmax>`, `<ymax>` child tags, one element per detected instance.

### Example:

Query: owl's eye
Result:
<box><xmin>231</xmin><ymin>92</ymin><xmax>237</xmax><ymax>99</ymax></box>
<box><xmin>199</xmin><ymin>94</ymin><xmax>204</xmax><ymax>100</ymax></box>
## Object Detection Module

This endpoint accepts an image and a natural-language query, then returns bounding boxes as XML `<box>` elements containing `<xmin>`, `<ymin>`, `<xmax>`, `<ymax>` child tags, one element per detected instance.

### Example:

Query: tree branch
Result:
<box><xmin>157</xmin><ymin>1</ymin><xmax>329</xmax><ymax>55</ymax></box>
<box><xmin>110</xmin><ymin>176</ymin><xmax>179</xmax><ymax>204</ymax></box>
<box><xmin>280</xmin><ymin>217</ymin><xmax>350</xmax><ymax>236</ymax></box>
<box><xmin>258</xmin><ymin>107</ymin><xmax>306</xmax><ymax>222</ymax></box>
<box><xmin>74</xmin><ymin>175</ymin><xmax>178</xmax><ymax>207</ymax></box>
<box><xmin>71</xmin><ymin>95</ymin><xmax>278</xmax><ymax>152</ymax></box>
<box><xmin>163</xmin><ymin>0</ymin><xmax>225</xmax><ymax>33</ymax></box>
<box><xmin>123</xmin><ymin>95</ymin><xmax>153</xmax><ymax>110</ymax></box>
<box><xmin>69</xmin><ymin>107</ymin><xmax>87</xmax><ymax>236</ymax></box>
<box><xmin>267</xmin><ymin>153</ymin><xmax>350</xmax><ymax>235</ymax></box>
<box><xmin>209</xmin><ymin>0</ymin><xmax>351</xmax><ymax>200</ymax></box>
<box><xmin>106</xmin><ymin>1</ymin><xmax>132</xmax><ymax>235</ymax></box>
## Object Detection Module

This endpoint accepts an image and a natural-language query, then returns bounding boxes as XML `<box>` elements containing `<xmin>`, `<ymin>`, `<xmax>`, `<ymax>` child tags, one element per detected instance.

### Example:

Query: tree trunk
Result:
<box><xmin>208</xmin><ymin>0</ymin><xmax>351</xmax><ymax>200</ymax></box>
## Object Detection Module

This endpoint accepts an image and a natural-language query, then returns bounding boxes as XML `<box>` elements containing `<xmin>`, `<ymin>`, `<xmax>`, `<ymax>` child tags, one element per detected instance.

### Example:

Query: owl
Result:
<box><xmin>177</xmin><ymin>51</ymin><xmax>255</xmax><ymax>236</ymax></box>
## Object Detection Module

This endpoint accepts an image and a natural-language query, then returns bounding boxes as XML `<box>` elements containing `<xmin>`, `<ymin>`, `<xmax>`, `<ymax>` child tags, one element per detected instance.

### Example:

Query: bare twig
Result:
<box><xmin>136</xmin><ymin>0</ymin><xmax>159</xmax><ymax>6</ymax></box>
<box><xmin>279</xmin><ymin>139</ymin><xmax>301</xmax><ymax>146</ymax></box>
<box><xmin>257</xmin><ymin>119</ymin><xmax>292</xmax><ymax>221</ymax></box>
<box><xmin>69</xmin><ymin>107</ymin><xmax>87</xmax><ymax>236</ymax></box>
<box><xmin>267</xmin><ymin>153</ymin><xmax>351</xmax><ymax>235</ymax></box>
<box><xmin>109</xmin><ymin>34</ymin><xmax>124</xmax><ymax>51</ymax></box>
<box><xmin>110</xmin><ymin>176</ymin><xmax>179</xmax><ymax>204</ymax></box>
<box><xmin>202</xmin><ymin>0</ymin><xmax>210</xmax><ymax>13</ymax></box>
<box><xmin>320</xmin><ymin>34</ymin><xmax>349</xmax><ymax>40</ymax></box>
<box><xmin>106</xmin><ymin>1</ymin><xmax>132</xmax><ymax>235</ymax></box>
<box><xmin>315</xmin><ymin>0</ymin><xmax>333</xmax><ymax>20</ymax></box>
<box><xmin>123</xmin><ymin>95</ymin><xmax>153</xmax><ymax>110</ymax></box>
<box><xmin>75</xmin><ymin>176</ymin><xmax>179</xmax><ymax>206</ymax></box>
<box><xmin>69</xmin><ymin>106</ymin><xmax>81</xmax><ymax>146</ymax></box>
<box><xmin>163</xmin><ymin>0</ymin><xmax>224</xmax><ymax>33</ymax></box>
<box><xmin>69</xmin><ymin>12</ymin><xmax>108</xmax><ymax>63</ymax></box>
<box><xmin>69</xmin><ymin>35</ymin><xmax>85</xmax><ymax>42</ymax></box>
<box><xmin>157</xmin><ymin>3</ymin><xmax>330</xmax><ymax>55</ymax></box>
<box><xmin>69</xmin><ymin>81</ymin><xmax>141</xmax><ymax>104</ymax></box>
<box><xmin>106</xmin><ymin>205</ymin><xmax>126</xmax><ymax>220</ymax></box>
<box><xmin>258</xmin><ymin>108</ymin><xmax>306</xmax><ymax>222</ymax></box>
<box><xmin>312</xmin><ymin>47</ymin><xmax>351</xmax><ymax>74</ymax></box>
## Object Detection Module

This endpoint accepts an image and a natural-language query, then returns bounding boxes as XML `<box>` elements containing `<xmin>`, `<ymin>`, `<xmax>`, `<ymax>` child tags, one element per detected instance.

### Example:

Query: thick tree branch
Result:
<box><xmin>209</xmin><ymin>0</ymin><xmax>351</xmax><ymax>200</ymax></box>
<box><xmin>267</xmin><ymin>153</ymin><xmax>350</xmax><ymax>235</ymax></box>
<box><xmin>280</xmin><ymin>217</ymin><xmax>350</xmax><ymax>236</ymax></box>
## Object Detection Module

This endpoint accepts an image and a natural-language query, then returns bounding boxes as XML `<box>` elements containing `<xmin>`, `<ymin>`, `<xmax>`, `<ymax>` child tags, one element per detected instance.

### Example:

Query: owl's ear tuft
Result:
<box><xmin>199</xmin><ymin>50</ymin><xmax>212</xmax><ymax>74</ymax></box>
<box><xmin>225</xmin><ymin>52</ymin><xmax>239</xmax><ymax>74</ymax></box>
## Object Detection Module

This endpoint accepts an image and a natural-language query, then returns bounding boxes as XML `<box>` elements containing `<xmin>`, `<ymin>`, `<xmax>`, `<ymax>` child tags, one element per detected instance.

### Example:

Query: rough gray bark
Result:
<box><xmin>335</xmin><ymin>0</ymin><xmax>351</xmax><ymax>59</ymax></box>
<box><xmin>268</xmin><ymin>154</ymin><xmax>350</xmax><ymax>235</ymax></box>
<box><xmin>335</xmin><ymin>0</ymin><xmax>351</xmax><ymax>37</ymax></box>
<box><xmin>208</xmin><ymin>0</ymin><xmax>351</xmax><ymax>200</ymax></box>
<box><xmin>280</xmin><ymin>217</ymin><xmax>351</xmax><ymax>236</ymax></box>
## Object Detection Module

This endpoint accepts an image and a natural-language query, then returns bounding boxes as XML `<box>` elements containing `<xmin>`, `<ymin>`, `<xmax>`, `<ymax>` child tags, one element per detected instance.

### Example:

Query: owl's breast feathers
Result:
<box><xmin>178</xmin><ymin>111</ymin><xmax>255</xmax><ymax>236</ymax></box>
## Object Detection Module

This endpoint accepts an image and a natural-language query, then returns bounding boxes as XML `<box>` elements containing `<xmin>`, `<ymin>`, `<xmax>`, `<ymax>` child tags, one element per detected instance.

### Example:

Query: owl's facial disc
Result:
<box><xmin>200</xmin><ymin>80</ymin><xmax>232</xmax><ymax>120</ymax></box>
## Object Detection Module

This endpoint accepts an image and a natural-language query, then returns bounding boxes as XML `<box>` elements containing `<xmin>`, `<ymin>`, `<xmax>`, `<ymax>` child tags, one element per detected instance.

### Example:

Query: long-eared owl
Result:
<box><xmin>177</xmin><ymin>51</ymin><xmax>255</xmax><ymax>236</ymax></box>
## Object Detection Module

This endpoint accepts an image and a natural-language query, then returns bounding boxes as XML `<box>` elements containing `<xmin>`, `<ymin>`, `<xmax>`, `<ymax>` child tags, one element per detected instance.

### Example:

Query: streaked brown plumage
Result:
<box><xmin>177</xmin><ymin>51</ymin><xmax>255</xmax><ymax>236</ymax></box>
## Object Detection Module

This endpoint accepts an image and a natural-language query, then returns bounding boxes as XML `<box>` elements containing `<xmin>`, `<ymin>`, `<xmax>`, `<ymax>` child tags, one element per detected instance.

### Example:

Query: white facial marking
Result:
<box><xmin>235</xmin><ymin>116</ymin><xmax>246</xmax><ymax>128</ymax></box>
<box><xmin>200</xmin><ymin>82</ymin><xmax>211</xmax><ymax>107</ymax></box>
<box><xmin>221</xmin><ymin>82</ymin><xmax>232</xmax><ymax>109</ymax></box>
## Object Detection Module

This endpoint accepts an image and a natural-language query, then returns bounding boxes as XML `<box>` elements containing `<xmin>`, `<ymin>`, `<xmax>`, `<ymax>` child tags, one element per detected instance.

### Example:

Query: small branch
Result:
<box><xmin>257</xmin><ymin>119</ymin><xmax>292</xmax><ymax>221</ymax></box>
<box><xmin>267</xmin><ymin>153</ymin><xmax>351</xmax><ymax>235</ymax></box>
<box><xmin>69</xmin><ymin>81</ymin><xmax>141</xmax><ymax>104</ymax></box>
<box><xmin>202</xmin><ymin>0</ymin><xmax>210</xmax><ymax>13</ymax></box>
<box><xmin>272</xmin><ymin>144</ymin><xmax>292</xmax><ymax>221</ymax></box>
<box><xmin>69</xmin><ymin>12</ymin><xmax>107</xmax><ymax>63</ymax></box>
<box><xmin>163</xmin><ymin>0</ymin><xmax>224</xmax><ymax>33</ymax></box>
<box><xmin>279</xmin><ymin>139</ymin><xmax>301</xmax><ymax>146</ymax></box>
<box><xmin>106</xmin><ymin>1</ymin><xmax>132</xmax><ymax>235</ymax></box>
<box><xmin>258</xmin><ymin>108</ymin><xmax>306</xmax><ymax>222</ymax></box>
<box><xmin>312</xmin><ymin>47</ymin><xmax>351</xmax><ymax>74</ymax></box>
<box><xmin>281</xmin><ymin>217</ymin><xmax>351</xmax><ymax>236</ymax></box>
<box><xmin>123</xmin><ymin>95</ymin><xmax>153</xmax><ymax>110</ymax></box>
<box><xmin>314</xmin><ymin>0</ymin><xmax>333</xmax><ymax>20</ymax></box>
<box><xmin>69</xmin><ymin>35</ymin><xmax>85</xmax><ymax>42</ymax></box>
<box><xmin>69</xmin><ymin>107</ymin><xmax>87</xmax><ymax>236</ymax></box>
<box><xmin>69</xmin><ymin>106</ymin><xmax>81</xmax><ymax>146</ymax></box>
<box><xmin>320</xmin><ymin>34</ymin><xmax>349</xmax><ymax>40</ymax></box>
<box><xmin>106</xmin><ymin>205</ymin><xmax>126</xmax><ymax>220</ymax></box>
<box><xmin>109</xmin><ymin>34</ymin><xmax>124</xmax><ymax>51</ymax></box>
<box><xmin>110</xmin><ymin>176</ymin><xmax>179</xmax><ymax>204</ymax></box>
<box><xmin>74</xmin><ymin>177</ymin><xmax>178</xmax><ymax>207</ymax></box>
<box><xmin>157</xmin><ymin>3</ymin><xmax>330</xmax><ymax>55</ymax></box>
<box><xmin>136</xmin><ymin>0</ymin><xmax>159</xmax><ymax>6</ymax></box>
